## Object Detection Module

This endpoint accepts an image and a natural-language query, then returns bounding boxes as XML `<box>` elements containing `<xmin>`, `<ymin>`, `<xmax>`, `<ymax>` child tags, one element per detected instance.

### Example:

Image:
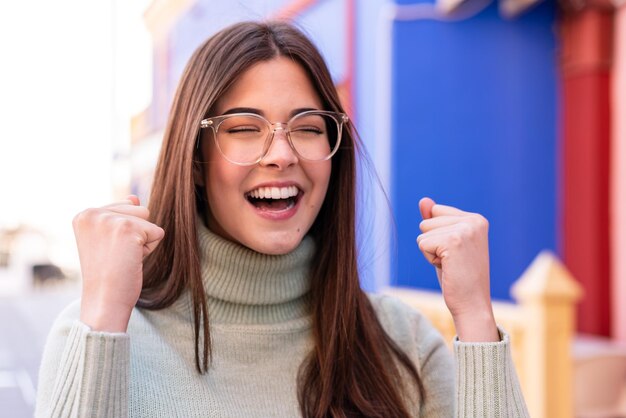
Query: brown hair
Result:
<box><xmin>138</xmin><ymin>21</ymin><xmax>422</xmax><ymax>417</ymax></box>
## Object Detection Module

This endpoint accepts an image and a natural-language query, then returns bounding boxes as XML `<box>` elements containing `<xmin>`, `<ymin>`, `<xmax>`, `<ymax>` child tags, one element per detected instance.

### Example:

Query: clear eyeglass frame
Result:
<box><xmin>199</xmin><ymin>110</ymin><xmax>349</xmax><ymax>166</ymax></box>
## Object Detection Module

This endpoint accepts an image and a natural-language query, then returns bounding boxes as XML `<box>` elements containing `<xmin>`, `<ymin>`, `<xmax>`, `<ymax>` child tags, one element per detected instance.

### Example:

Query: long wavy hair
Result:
<box><xmin>138</xmin><ymin>21</ymin><xmax>422</xmax><ymax>418</ymax></box>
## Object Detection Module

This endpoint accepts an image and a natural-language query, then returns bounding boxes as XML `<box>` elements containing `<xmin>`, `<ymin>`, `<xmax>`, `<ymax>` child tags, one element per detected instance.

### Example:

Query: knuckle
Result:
<box><xmin>478</xmin><ymin>214</ymin><xmax>489</xmax><ymax>229</ymax></box>
<box><xmin>73</xmin><ymin>208</ymin><xmax>97</xmax><ymax>228</ymax></box>
<box><xmin>449</xmin><ymin>232</ymin><xmax>463</xmax><ymax>247</ymax></box>
<box><xmin>113</xmin><ymin>217</ymin><xmax>135</xmax><ymax>234</ymax></box>
<box><xmin>72</xmin><ymin>213</ymin><xmax>82</xmax><ymax>229</ymax></box>
<box><xmin>471</xmin><ymin>213</ymin><xmax>488</xmax><ymax>227</ymax></box>
<box><xmin>466</xmin><ymin>215</ymin><xmax>489</xmax><ymax>238</ymax></box>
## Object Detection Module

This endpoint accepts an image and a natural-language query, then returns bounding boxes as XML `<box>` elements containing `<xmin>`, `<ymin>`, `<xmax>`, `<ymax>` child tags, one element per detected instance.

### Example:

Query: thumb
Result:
<box><xmin>127</xmin><ymin>195</ymin><xmax>140</xmax><ymax>206</ymax></box>
<box><xmin>419</xmin><ymin>197</ymin><xmax>436</xmax><ymax>220</ymax></box>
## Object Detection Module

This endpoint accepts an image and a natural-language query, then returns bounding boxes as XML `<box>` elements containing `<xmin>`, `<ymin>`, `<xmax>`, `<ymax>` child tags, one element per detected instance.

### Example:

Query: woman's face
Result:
<box><xmin>199</xmin><ymin>57</ymin><xmax>332</xmax><ymax>255</ymax></box>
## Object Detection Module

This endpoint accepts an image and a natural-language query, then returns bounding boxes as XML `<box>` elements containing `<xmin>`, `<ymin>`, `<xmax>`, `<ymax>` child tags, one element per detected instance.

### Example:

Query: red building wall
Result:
<box><xmin>561</xmin><ymin>5</ymin><xmax>614</xmax><ymax>336</ymax></box>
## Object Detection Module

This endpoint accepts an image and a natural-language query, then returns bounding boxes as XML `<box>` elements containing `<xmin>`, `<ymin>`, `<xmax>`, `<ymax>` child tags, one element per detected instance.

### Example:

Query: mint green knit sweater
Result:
<box><xmin>35</xmin><ymin>223</ymin><xmax>529</xmax><ymax>417</ymax></box>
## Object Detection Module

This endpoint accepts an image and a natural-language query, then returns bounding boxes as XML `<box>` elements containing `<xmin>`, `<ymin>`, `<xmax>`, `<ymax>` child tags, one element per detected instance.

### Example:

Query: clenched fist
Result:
<box><xmin>73</xmin><ymin>196</ymin><xmax>164</xmax><ymax>332</ymax></box>
<box><xmin>417</xmin><ymin>197</ymin><xmax>499</xmax><ymax>342</ymax></box>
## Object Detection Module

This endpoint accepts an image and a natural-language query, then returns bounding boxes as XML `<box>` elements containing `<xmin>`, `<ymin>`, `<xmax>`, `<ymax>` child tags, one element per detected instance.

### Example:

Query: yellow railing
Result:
<box><xmin>383</xmin><ymin>251</ymin><xmax>583</xmax><ymax>418</ymax></box>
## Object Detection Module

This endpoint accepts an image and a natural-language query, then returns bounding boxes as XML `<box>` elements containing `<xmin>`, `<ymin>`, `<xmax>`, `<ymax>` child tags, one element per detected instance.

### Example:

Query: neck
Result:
<box><xmin>195</xmin><ymin>220</ymin><xmax>316</xmax><ymax>325</ymax></box>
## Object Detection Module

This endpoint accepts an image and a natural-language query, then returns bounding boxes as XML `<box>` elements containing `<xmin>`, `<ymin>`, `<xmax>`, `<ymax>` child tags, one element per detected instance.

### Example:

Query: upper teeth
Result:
<box><xmin>248</xmin><ymin>186</ymin><xmax>299</xmax><ymax>199</ymax></box>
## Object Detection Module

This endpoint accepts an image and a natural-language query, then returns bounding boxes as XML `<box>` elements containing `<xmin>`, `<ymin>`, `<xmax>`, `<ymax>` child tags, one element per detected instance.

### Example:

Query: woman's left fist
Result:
<box><xmin>417</xmin><ymin>197</ymin><xmax>499</xmax><ymax>342</ymax></box>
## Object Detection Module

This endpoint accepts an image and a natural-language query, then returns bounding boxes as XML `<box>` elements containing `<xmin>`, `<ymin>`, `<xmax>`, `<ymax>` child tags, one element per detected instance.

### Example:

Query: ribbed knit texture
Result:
<box><xmin>44</xmin><ymin>322</ymin><xmax>129</xmax><ymax>418</ymax></box>
<box><xmin>195</xmin><ymin>225</ymin><xmax>314</xmax><ymax>324</ymax></box>
<box><xmin>454</xmin><ymin>333</ymin><xmax>529</xmax><ymax>418</ymax></box>
<box><xmin>35</xmin><ymin>221</ymin><xmax>529</xmax><ymax>417</ymax></box>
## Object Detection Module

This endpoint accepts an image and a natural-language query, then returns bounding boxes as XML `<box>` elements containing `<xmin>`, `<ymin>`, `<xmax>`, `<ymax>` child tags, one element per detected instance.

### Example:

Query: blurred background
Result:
<box><xmin>0</xmin><ymin>0</ymin><xmax>624</xmax><ymax>417</ymax></box>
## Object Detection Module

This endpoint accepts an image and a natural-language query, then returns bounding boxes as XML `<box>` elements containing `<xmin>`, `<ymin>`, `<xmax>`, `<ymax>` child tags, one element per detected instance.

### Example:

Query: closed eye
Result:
<box><xmin>292</xmin><ymin>126</ymin><xmax>324</xmax><ymax>135</ymax></box>
<box><xmin>226</xmin><ymin>126</ymin><xmax>262</xmax><ymax>133</ymax></box>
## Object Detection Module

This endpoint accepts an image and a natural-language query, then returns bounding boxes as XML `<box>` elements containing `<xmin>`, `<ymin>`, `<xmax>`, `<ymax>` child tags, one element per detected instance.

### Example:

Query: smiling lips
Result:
<box><xmin>245</xmin><ymin>185</ymin><xmax>302</xmax><ymax>214</ymax></box>
<box><xmin>247</xmin><ymin>185</ymin><xmax>299</xmax><ymax>199</ymax></box>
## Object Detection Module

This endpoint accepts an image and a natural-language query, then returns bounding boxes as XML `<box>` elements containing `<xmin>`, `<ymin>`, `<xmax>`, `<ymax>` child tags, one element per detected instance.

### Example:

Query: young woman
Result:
<box><xmin>36</xmin><ymin>21</ymin><xmax>529</xmax><ymax>417</ymax></box>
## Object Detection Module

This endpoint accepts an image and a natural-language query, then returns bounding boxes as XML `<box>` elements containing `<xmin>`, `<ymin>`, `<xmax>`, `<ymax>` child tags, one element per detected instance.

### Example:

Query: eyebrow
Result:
<box><xmin>221</xmin><ymin>107</ymin><xmax>319</xmax><ymax>118</ymax></box>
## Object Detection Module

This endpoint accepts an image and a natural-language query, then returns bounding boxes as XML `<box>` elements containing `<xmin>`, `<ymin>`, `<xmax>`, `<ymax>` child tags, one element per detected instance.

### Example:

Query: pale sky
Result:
<box><xmin>0</xmin><ymin>0</ymin><xmax>152</xmax><ymax>266</ymax></box>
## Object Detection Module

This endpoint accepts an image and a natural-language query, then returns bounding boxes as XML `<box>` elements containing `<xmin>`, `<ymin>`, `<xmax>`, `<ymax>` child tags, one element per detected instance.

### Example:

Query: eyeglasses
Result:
<box><xmin>199</xmin><ymin>110</ymin><xmax>349</xmax><ymax>166</ymax></box>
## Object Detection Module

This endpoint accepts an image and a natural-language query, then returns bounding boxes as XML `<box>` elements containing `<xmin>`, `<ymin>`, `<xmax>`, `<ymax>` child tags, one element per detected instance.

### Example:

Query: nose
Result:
<box><xmin>258</xmin><ymin>126</ymin><xmax>298</xmax><ymax>169</ymax></box>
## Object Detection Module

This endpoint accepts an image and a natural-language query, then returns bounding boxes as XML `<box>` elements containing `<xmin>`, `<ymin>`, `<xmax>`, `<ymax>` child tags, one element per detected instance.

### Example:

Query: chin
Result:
<box><xmin>244</xmin><ymin>231</ymin><xmax>304</xmax><ymax>255</ymax></box>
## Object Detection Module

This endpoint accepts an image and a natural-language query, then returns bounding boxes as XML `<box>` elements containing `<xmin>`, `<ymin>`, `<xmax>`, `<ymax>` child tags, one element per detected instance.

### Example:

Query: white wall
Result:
<box><xmin>0</xmin><ymin>0</ymin><xmax>151</xmax><ymax>269</ymax></box>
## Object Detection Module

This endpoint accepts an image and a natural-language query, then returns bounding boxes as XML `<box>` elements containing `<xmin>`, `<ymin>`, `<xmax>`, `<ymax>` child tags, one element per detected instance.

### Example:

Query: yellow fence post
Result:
<box><xmin>511</xmin><ymin>250</ymin><xmax>583</xmax><ymax>418</ymax></box>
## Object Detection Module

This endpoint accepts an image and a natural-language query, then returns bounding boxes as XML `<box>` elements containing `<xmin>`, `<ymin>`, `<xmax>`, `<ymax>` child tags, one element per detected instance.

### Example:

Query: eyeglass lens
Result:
<box><xmin>215</xmin><ymin>113</ymin><xmax>339</xmax><ymax>164</ymax></box>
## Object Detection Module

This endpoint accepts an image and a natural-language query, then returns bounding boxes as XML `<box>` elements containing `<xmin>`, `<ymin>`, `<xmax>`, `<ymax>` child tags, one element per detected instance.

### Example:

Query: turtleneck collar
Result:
<box><xmin>195</xmin><ymin>219</ymin><xmax>315</xmax><ymax>325</ymax></box>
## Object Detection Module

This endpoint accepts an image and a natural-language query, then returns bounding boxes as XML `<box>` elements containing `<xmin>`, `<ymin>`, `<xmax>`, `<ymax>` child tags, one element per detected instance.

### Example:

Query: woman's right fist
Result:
<box><xmin>73</xmin><ymin>195</ymin><xmax>164</xmax><ymax>332</ymax></box>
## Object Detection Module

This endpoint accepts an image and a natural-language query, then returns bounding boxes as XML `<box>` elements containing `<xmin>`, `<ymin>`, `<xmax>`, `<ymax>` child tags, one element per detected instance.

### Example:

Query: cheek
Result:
<box><xmin>206</xmin><ymin>163</ymin><xmax>240</xmax><ymax>205</ymax></box>
<box><xmin>203</xmin><ymin>143</ymin><xmax>234</xmax><ymax>201</ymax></box>
<box><xmin>309</xmin><ymin>162</ymin><xmax>332</xmax><ymax>207</ymax></box>
<box><xmin>202</xmin><ymin>144</ymin><xmax>230</xmax><ymax>203</ymax></box>
<box><xmin>203</xmin><ymin>161</ymin><xmax>247</xmax><ymax>241</ymax></box>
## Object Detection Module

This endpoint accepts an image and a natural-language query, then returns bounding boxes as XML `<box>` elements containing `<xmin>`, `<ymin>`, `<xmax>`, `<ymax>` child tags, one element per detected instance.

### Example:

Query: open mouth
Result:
<box><xmin>245</xmin><ymin>185</ymin><xmax>302</xmax><ymax>212</ymax></box>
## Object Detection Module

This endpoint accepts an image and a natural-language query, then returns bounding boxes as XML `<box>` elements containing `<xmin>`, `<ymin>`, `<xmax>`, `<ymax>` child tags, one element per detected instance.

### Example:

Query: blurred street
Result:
<box><xmin>0</xmin><ymin>281</ymin><xmax>79</xmax><ymax>418</ymax></box>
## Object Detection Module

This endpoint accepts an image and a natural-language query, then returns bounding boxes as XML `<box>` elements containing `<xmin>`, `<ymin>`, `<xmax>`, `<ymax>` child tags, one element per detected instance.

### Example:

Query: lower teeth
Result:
<box><xmin>249</xmin><ymin>197</ymin><xmax>295</xmax><ymax>211</ymax></box>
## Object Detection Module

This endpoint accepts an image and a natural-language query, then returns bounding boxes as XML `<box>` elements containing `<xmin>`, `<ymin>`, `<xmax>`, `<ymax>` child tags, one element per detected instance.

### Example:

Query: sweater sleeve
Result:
<box><xmin>35</xmin><ymin>301</ymin><xmax>130</xmax><ymax>418</ymax></box>
<box><xmin>367</xmin><ymin>293</ymin><xmax>529</xmax><ymax>418</ymax></box>
<box><xmin>453</xmin><ymin>328</ymin><xmax>529</xmax><ymax>418</ymax></box>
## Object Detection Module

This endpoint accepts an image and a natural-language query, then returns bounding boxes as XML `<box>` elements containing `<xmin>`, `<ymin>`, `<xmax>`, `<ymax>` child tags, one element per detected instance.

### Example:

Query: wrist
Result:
<box><xmin>453</xmin><ymin>308</ymin><xmax>500</xmax><ymax>342</ymax></box>
<box><xmin>80</xmin><ymin>299</ymin><xmax>132</xmax><ymax>333</ymax></box>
